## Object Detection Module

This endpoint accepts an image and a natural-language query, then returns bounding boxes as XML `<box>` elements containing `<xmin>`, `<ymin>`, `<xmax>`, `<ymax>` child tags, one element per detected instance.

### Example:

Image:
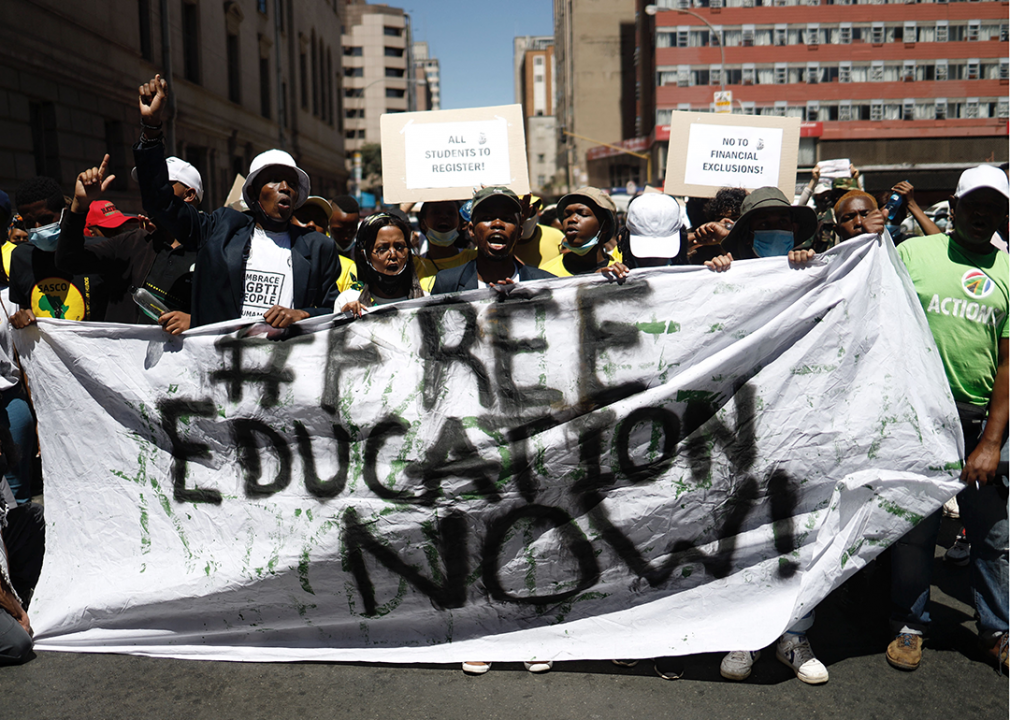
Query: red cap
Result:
<box><xmin>86</xmin><ymin>200</ymin><xmax>139</xmax><ymax>229</ymax></box>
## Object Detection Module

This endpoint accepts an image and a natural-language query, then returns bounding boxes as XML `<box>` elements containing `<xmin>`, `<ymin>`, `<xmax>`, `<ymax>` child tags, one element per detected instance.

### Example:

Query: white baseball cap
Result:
<box><xmin>626</xmin><ymin>193</ymin><xmax>683</xmax><ymax>259</ymax></box>
<box><xmin>241</xmin><ymin>149</ymin><xmax>311</xmax><ymax>211</ymax></box>
<box><xmin>955</xmin><ymin>164</ymin><xmax>1010</xmax><ymax>200</ymax></box>
<box><xmin>131</xmin><ymin>156</ymin><xmax>204</xmax><ymax>202</ymax></box>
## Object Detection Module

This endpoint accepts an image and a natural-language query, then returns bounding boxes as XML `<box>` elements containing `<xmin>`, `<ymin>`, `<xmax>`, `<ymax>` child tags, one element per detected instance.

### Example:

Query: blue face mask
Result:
<box><xmin>27</xmin><ymin>216</ymin><xmax>62</xmax><ymax>252</ymax></box>
<box><xmin>562</xmin><ymin>234</ymin><xmax>600</xmax><ymax>256</ymax></box>
<box><xmin>752</xmin><ymin>229</ymin><xmax>794</xmax><ymax>258</ymax></box>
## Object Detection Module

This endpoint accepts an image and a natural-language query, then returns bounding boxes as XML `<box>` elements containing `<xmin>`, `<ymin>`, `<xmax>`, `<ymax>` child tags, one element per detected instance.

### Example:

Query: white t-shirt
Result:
<box><xmin>241</xmin><ymin>227</ymin><xmax>294</xmax><ymax>319</ymax></box>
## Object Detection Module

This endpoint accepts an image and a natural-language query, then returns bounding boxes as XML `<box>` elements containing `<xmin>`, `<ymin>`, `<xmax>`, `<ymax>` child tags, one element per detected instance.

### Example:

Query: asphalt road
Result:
<box><xmin>1</xmin><ymin>517</ymin><xmax>1006</xmax><ymax>720</ymax></box>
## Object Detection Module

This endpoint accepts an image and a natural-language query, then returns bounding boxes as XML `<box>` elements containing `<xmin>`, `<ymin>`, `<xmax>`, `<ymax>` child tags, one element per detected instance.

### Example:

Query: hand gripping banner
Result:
<box><xmin>17</xmin><ymin>235</ymin><xmax>962</xmax><ymax>662</ymax></box>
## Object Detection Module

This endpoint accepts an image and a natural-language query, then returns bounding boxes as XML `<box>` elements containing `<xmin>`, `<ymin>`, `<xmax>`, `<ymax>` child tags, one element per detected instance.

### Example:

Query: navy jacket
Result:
<box><xmin>134</xmin><ymin>141</ymin><xmax>338</xmax><ymax>327</ymax></box>
<box><xmin>430</xmin><ymin>259</ymin><xmax>556</xmax><ymax>295</ymax></box>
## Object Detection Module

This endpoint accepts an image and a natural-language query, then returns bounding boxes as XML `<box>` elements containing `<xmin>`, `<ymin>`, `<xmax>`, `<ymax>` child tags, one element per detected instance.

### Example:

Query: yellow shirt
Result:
<box><xmin>336</xmin><ymin>254</ymin><xmax>439</xmax><ymax>294</ymax></box>
<box><xmin>541</xmin><ymin>251</ymin><xmax>619</xmax><ymax>278</ymax></box>
<box><xmin>514</xmin><ymin>225</ymin><xmax>564</xmax><ymax>269</ymax></box>
<box><xmin>425</xmin><ymin>248</ymin><xmax>478</xmax><ymax>271</ymax></box>
<box><xmin>1</xmin><ymin>241</ymin><xmax>15</xmax><ymax>280</ymax></box>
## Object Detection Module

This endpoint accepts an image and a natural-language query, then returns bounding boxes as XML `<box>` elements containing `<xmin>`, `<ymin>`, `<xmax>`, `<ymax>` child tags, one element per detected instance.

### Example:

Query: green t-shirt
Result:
<box><xmin>898</xmin><ymin>233</ymin><xmax>1008</xmax><ymax>406</ymax></box>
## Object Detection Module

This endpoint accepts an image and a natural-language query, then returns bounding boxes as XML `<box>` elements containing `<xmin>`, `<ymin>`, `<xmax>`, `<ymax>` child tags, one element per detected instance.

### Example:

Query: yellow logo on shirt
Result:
<box><xmin>31</xmin><ymin>277</ymin><xmax>86</xmax><ymax>320</ymax></box>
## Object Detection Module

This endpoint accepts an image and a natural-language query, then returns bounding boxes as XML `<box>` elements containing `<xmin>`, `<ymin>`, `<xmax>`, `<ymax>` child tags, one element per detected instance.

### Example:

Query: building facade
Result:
<box><xmin>624</xmin><ymin>0</ymin><xmax>1008</xmax><ymax>194</ymax></box>
<box><xmin>514</xmin><ymin>36</ymin><xmax>558</xmax><ymax>195</ymax></box>
<box><xmin>0</xmin><ymin>0</ymin><xmax>348</xmax><ymax>212</ymax></box>
<box><xmin>413</xmin><ymin>41</ymin><xmax>440</xmax><ymax>111</ymax></box>
<box><xmin>341</xmin><ymin>0</ymin><xmax>413</xmax><ymax>160</ymax></box>
<box><xmin>553</xmin><ymin>0</ymin><xmax>637</xmax><ymax>194</ymax></box>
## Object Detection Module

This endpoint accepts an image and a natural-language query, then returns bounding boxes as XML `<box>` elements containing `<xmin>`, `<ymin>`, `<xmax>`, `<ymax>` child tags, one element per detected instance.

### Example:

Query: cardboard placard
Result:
<box><xmin>380</xmin><ymin>105</ymin><xmax>530</xmax><ymax>204</ymax></box>
<box><xmin>663</xmin><ymin>112</ymin><xmax>800</xmax><ymax>199</ymax></box>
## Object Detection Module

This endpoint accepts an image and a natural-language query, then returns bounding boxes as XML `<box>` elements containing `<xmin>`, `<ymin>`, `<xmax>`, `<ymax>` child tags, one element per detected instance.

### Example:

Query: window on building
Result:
<box><xmin>967</xmin><ymin>59</ymin><xmax>979</xmax><ymax>79</ymax></box>
<box><xmin>935</xmin><ymin>98</ymin><xmax>947</xmax><ymax>119</ymax></box>
<box><xmin>138</xmin><ymin>0</ymin><xmax>153</xmax><ymax>60</ymax></box>
<box><xmin>901</xmin><ymin>61</ymin><xmax>915</xmax><ymax>81</ymax></box>
<box><xmin>902</xmin><ymin>21</ymin><xmax>916</xmax><ymax>42</ymax></box>
<box><xmin>806</xmin><ymin>101</ymin><xmax>819</xmax><ymax>121</ymax></box>
<box><xmin>383</xmin><ymin>26</ymin><xmax>402</xmax><ymax>37</ymax></box>
<box><xmin>259</xmin><ymin>54</ymin><xmax>271</xmax><ymax>119</ymax></box>
<box><xmin>839</xmin><ymin>62</ymin><xmax>851</xmax><ymax>83</ymax></box>
<box><xmin>964</xmin><ymin>98</ymin><xmax>979</xmax><ymax>118</ymax></box>
<box><xmin>838</xmin><ymin>102</ymin><xmax>852</xmax><ymax>121</ymax></box>
<box><xmin>806</xmin><ymin>24</ymin><xmax>819</xmax><ymax>46</ymax></box>
<box><xmin>870</xmin><ymin>23</ymin><xmax>884</xmax><ymax>44</ymax></box>
<box><xmin>710</xmin><ymin>65</ymin><xmax>722</xmax><ymax>85</ymax></box>
<box><xmin>902</xmin><ymin>99</ymin><xmax>915</xmax><ymax>120</ymax></box>
<box><xmin>806</xmin><ymin>63</ymin><xmax>820</xmax><ymax>84</ymax></box>
<box><xmin>967</xmin><ymin>20</ymin><xmax>979</xmax><ymax>41</ymax></box>
<box><xmin>870</xmin><ymin>61</ymin><xmax>884</xmax><ymax>81</ymax></box>
<box><xmin>384</xmin><ymin>47</ymin><xmax>403</xmax><ymax>57</ymax></box>
<box><xmin>257</xmin><ymin>0</ymin><xmax>266</xmax><ymax>12</ymax></box>
<box><xmin>870</xmin><ymin>100</ymin><xmax>883</xmax><ymax>121</ymax></box>
<box><xmin>742</xmin><ymin>64</ymin><xmax>755</xmax><ymax>85</ymax></box>
<box><xmin>839</xmin><ymin>24</ymin><xmax>852</xmax><ymax>44</ymax></box>
<box><xmin>182</xmin><ymin>0</ymin><xmax>201</xmax><ymax>84</ymax></box>
<box><xmin>935</xmin><ymin>21</ymin><xmax>948</xmax><ymax>43</ymax></box>
<box><xmin>344</xmin><ymin>67</ymin><xmax>363</xmax><ymax>78</ymax></box>
<box><xmin>386</xmin><ymin>88</ymin><xmax>405</xmax><ymax>98</ymax></box>
<box><xmin>935</xmin><ymin>60</ymin><xmax>948</xmax><ymax>81</ymax></box>
<box><xmin>327</xmin><ymin>48</ymin><xmax>334</xmax><ymax>125</ymax></box>
<box><xmin>1001</xmin><ymin>23</ymin><xmax>1008</xmax><ymax>42</ymax></box>
<box><xmin>676</xmin><ymin>28</ymin><xmax>689</xmax><ymax>47</ymax></box>
<box><xmin>344</xmin><ymin>46</ymin><xmax>363</xmax><ymax>56</ymax></box>
<box><xmin>677</xmin><ymin>65</ymin><xmax>690</xmax><ymax>87</ymax></box>
<box><xmin>741</xmin><ymin>102</ymin><xmax>755</xmax><ymax>115</ymax></box>
<box><xmin>997</xmin><ymin>98</ymin><xmax>1008</xmax><ymax>119</ymax></box>
<box><xmin>742</xmin><ymin>24</ymin><xmax>755</xmax><ymax>46</ymax></box>
<box><xmin>1000</xmin><ymin>58</ymin><xmax>1009</xmax><ymax>80</ymax></box>
<box><xmin>300</xmin><ymin>47</ymin><xmax>308</xmax><ymax>110</ymax></box>
<box><xmin>311</xmin><ymin>31</ymin><xmax>319</xmax><ymax>116</ymax></box>
<box><xmin>385</xmin><ymin>67</ymin><xmax>405</xmax><ymax>78</ymax></box>
<box><xmin>774</xmin><ymin>25</ymin><xmax>787</xmax><ymax>46</ymax></box>
<box><xmin>774</xmin><ymin>64</ymin><xmax>787</xmax><ymax>84</ymax></box>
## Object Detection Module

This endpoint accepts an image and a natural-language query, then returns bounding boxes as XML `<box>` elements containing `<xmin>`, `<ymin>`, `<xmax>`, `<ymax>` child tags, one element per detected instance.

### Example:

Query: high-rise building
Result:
<box><xmin>0</xmin><ymin>0</ymin><xmax>348</xmax><ymax>208</ymax></box>
<box><xmin>514</xmin><ymin>36</ymin><xmax>558</xmax><ymax>195</ymax></box>
<box><xmin>554</xmin><ymin>0</ymin><xmax>638</xmax><ymax>193</ymax></box>
<box><xmin>631</xmin><ymin>0</ymin><xmax>1008</xmax><ymax>194</ymax></box>
<box><xmin>413</xmin><ymin>41</ymin><xmax>441</xmax><ymax>111</ymax></box>
<box><xmin>341</xmin><ymin>0</ymin><xmax>413</xmax><ymax>160</ymax></box>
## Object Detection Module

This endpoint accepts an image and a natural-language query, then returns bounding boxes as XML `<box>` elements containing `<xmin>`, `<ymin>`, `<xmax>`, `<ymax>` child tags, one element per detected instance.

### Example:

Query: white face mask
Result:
<box><xmin>426</xmin><ymin>228</ymin><xmax>459</xmax><ymax>247</ymax></box>
<box><xmin>521</xmin><ymin>216</ymin><xmax>538</xmax><ymax>240</ymax></box>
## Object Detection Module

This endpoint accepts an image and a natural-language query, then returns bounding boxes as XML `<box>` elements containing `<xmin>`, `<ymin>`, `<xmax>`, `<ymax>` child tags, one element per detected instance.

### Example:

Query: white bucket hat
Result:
<box><xmin>626</xmin><ymin>193</ymin><xmax>683</xmax><ymax>259</ymax></box>
<box><xmin>241</xmin><ymin>149</ymin><xmax>311</xmax><ymax>211</ymax></box>
<box><xmin>131</xmin><ymin>156</ymin><xmax>204</xmax><ymax>203</ymax></box>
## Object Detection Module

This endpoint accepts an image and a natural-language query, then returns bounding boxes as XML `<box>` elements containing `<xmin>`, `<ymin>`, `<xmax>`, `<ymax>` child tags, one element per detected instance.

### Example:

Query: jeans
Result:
<box><xmin>0</xmin><ymin>383</ymin><xmax>35</xmax><ymax>504</ymax></box>
<box><xmin>890</xmin><ymin>404</ymin><xmax>1009</xmax><ymax>638</ymax></box>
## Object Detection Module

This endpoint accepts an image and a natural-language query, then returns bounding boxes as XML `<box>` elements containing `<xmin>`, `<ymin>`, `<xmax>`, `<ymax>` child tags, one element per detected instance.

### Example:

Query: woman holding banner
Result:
<box><xmin>336</xmin><ymin>212</ymin><xmax>429</xmax><ymax>317</ymax></box>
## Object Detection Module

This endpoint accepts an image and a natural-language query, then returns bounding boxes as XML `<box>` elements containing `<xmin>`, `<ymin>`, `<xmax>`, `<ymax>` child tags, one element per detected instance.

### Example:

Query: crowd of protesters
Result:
<box><xmin>0</xmin><ymin>73</ymin><xmax>1006</xmax><ymax>683</ymax></box>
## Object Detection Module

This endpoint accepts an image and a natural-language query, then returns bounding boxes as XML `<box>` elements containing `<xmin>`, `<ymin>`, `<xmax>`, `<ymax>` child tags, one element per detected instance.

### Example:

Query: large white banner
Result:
<box><xmin>17</xmin><ymin>235</ymin><xmax>962</xmax><ymax>662</ymax></box>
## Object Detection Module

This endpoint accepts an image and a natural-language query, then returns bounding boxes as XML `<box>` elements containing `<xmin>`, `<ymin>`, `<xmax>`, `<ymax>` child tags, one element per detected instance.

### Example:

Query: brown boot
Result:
<box><xmin>886</xmin><ymin>633</ymin><xmax>923</xmax><ymax>670</ymax></box>
<box><xmin>981</xmin><ymin>633</ymin><xmax>1008</xmax><ymax>673</ymax></box>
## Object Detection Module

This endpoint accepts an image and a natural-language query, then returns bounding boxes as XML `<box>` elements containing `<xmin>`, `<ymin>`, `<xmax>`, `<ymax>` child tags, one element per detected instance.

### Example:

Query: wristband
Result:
<box><xmin>141</xmin><ymin>120</ymin><xmax>163</xmax><ymax>131</ymax></box>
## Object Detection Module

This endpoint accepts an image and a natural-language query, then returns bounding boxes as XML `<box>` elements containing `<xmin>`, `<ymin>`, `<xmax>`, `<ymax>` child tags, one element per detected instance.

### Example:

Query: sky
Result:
<box><xmin>401</xmin><ymin>0</ymin><xmax>555</xmax><ymax>109</ymax></box>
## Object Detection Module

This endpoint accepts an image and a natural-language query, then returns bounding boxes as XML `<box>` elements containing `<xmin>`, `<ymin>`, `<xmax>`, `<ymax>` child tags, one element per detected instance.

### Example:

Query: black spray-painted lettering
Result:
<box><xmin>158</xmin><ymin>398</ymin><xmax>222</xmax><ymax>505</ymax></box>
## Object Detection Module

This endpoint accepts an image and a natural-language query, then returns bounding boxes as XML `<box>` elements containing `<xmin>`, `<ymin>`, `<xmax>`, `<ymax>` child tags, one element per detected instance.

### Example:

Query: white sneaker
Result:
<box><xmin>942</xmin><ymin>496</ymin><xmax>960</xmax><ymax>519</ymax></box>
<box><xmin>462</xmin><ymin>661</ymin><xmax>491</xmax><ymax>675</ymax></box>
<box><xmin>720</xmin><ymin>650</ymin><xmax>760</xmax><ymax>681</ymax></box>
<box><xmin>524</xmin><ymin>660</ymin><xmax>553</xmax><ymax>673</ymax></box>
<box><xmin>776</xmin><ymin>633</ymin><xmax>828</xmax><ymax>684</ymax></box>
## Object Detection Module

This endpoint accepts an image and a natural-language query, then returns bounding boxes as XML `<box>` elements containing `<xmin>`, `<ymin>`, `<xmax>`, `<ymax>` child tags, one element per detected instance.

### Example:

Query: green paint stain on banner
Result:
<box><xmin>636</xmin><ymin>321</ymin><xmax>680</xmax><ymax>335</ymax></box>
<box><xmin>878</xmin><ymin>498</ymin><xmax>923</xmax><ymax>525</ymax></box>
<box><xmin>792</xmin><ymin>364</ymin><xmax>838</xmax><ymax>376</ymax></box>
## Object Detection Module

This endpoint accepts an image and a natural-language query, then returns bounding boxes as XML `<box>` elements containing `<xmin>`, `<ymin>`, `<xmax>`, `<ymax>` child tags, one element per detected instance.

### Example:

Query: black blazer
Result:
<box><xmin>134</xmin><ymin>142</ymin><xmax>338</xmax><ymax>327</ymax></box>
<box><xmin>430</xmin><ymin>259</ymin><xmax>556</xmax><ymax>295</ymax></box>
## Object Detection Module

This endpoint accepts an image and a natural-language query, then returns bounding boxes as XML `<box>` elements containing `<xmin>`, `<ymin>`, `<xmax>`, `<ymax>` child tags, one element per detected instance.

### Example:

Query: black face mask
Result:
<box><xmin>251</xmin><ymin>201</ymin><xmax>289</xmax><ymax>233</ymax></box>
<box><xmin>367</xmin><ymin>256</ymin><xmax>410</xmax><ymax>296</ymax></box>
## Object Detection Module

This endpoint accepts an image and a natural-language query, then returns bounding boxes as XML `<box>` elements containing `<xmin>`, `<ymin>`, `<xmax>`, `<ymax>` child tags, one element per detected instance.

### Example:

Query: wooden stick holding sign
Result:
<box><xmin>663</xmin><ymin>112</ymin><xmax>801</xmax><ymax>200</ymax></box>
<box><xmin>380</xmin><ymin>105</ymin><xmax>530</xmax><ymax>204</ymax></box>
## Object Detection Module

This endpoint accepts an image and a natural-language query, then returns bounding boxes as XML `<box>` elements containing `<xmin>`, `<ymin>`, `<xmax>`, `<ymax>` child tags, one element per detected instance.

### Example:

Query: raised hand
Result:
<box><xmin>138</xmin><ymin>74</ymin><xmax>168</xmax><ymax>128</ymax></box>
<box><xmin>71</xmin><ymin>154</ymin><xmax>116</xmax><ymax>213</ymax></box>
